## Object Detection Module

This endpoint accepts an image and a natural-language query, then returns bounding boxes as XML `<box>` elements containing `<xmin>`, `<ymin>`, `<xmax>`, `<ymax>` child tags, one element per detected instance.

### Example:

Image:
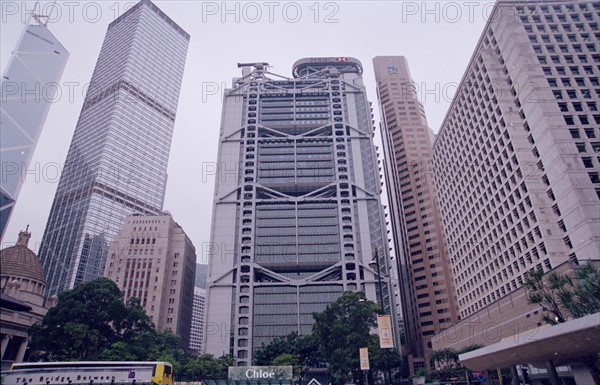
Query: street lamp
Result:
<box><xmin>369</xmin><ymin>248</ymin><xmax>393</xmax><ymax>384</ymax></box>
<box><xmin>369</xmin><ymin>249</ymin><xmax>384</xmax><ymax>311</ymax></box>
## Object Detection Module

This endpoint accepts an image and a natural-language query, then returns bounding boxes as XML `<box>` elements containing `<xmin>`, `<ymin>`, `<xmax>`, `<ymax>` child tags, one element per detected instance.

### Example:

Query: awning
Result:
<box><xmin>459</xmin><ymin>312</ymin><xmax>600</xmax><ymax>370</ymax></box>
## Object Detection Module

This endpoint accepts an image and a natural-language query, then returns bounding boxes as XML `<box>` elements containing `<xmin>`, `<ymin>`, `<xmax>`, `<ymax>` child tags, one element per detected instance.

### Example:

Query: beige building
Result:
<box><xmin>1</xmin><ymin>229</ymin><xmax>55</xmax><ymax>370</ymax></box>
<box><xmin>428</xmin><ymin>4</ymin><xmax>600</xmax><ymax>380</ymax></box>
<box><xmin>373</xmin><ymin>56</ymin><xmax>460</xmax><ymax>372</ymax></box>
<box><xmin>104</xmin><ymin>213</ymin><xmax>196</xmax><ymax>348</ymax></box>
<box><xmin>431</xmin><ymin>0</ymin><xmax>600</xmax><ymax>321</ymax></box>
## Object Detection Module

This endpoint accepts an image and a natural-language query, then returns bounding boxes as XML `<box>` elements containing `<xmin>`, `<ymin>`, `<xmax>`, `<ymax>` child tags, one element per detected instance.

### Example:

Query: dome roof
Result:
<box><xmin>0</xmin><ymin>229</ymin><xmax>47</xmax><ymax>284</ymax></box>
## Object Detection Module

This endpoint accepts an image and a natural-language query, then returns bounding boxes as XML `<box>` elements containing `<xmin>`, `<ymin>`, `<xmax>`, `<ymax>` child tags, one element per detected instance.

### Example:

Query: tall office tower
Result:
<box><xmin>373</xmin><ymin>56</ymin><xmax>459</xmax><ymax>372</ymax></box>
<box><xmin>0</xmin><ymin>16</ymin><xmax>68</xmax><ymax>242</ymax></box>
<box><xmin>205</xmin><ymin>58</ymin><xmax>393</xmax><ymax>364</ymax></box>
<box><xmin>189</xmin><ymin>287</ymin><xmax>206</xmax><ymax>353</ymax></box>
<box><xmin>105</xmin><ymin>213</ymin><xmax>196</xmax><ymax>348</ymax></box>
<box><xmin>431</xmin><ymin>0</ymin><xmax>600</xmax><ymax>321</ymax></box>
<box><xmin>38</xmin><ymin>0</ymin><xmax>189</xmax><ymax>296</ymax></box>
<box><xmin>195</xmin><ymin>263</ymin><xmax>208</xmax><ymax>288</ymax></box>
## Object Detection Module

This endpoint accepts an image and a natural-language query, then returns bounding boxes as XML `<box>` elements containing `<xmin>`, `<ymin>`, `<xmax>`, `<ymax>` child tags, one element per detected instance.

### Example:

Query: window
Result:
<box><xmin>582</xmin><ymin>157</ymin><xmax>594</xmax><ymax>168</ymax></box>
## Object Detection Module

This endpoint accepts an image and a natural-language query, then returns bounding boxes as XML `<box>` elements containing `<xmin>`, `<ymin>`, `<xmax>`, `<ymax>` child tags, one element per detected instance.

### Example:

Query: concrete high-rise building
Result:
<box><xmin>38</xmin><ymin>0</ymin><xmax>189</xmax><ymax>296</ymax></box>
<box><xmin>189</xmin><ymin>287</ymin><xmax>206</xmax><ymax>353</ymax></box>
<box><xmin>0</xmin><ymin>16</ymin><xmax>68</xmax><ymax>242</ymax></box>
<box><xmin>373</xmin><ymin>56</ymin><xmax>460</xmax><ymax>372</ymax></box>
<box><xmin>431</xmin><ymin>0</ymin><xmax>599</xmax><ymax>334</ymax></box>
<box><xmin>104</xmin><ymin>213</ymin><xmax>196</xmax><ymax>348</ymax></box>
<box><xmin>195</xmin><ymin>263</ymin><xmax>208</xmax><ymax>289</ymax></box>
<box><xmin>204</xmin><ymin>58</ymin><xmax>394</xmax><ymax>364</ymax></box>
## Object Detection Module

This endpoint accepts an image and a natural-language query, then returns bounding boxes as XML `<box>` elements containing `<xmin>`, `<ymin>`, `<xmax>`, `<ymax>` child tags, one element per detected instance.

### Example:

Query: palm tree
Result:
<box><xmin>430</xmin><ymin>348</ymin><xmax>459</xmax><ymax>369</ymax></box>
<box><xmin>524</xmin><ymin>262</ymin><xmax>600</xmax><ymax>325</ymax></box>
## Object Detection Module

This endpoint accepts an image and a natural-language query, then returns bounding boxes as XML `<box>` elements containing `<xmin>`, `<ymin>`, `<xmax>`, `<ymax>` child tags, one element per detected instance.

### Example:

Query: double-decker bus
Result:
<box><xmin>3</xmin><ymin>362</ymin><xmax>173</xmax><ymax>385</ymax></box>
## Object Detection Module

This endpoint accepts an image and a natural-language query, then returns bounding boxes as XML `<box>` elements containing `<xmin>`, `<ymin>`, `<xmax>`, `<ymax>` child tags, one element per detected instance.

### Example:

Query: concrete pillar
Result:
<box><xmin>571</xmin><ymin>363</ymin><xmax>599</xmax><ymax>385</ymax></box>
<box><xmin>1</xmin><ymin>335</ymin><xmax>11</xmax><ymax>359</ymax></box>
<box><xmin>15</xmin><ymin>337</ymin><xmax>28</xmax><ymax>362</ymax></box>
<box><xmin>545</xmin><ymin>360</ymin><xmax>561</xmax><ymax>385</ymax></box>
<box><xmin>510</xmin><ymin>366</ymin><xmax>520</xmax><ymax>385</ymax></box>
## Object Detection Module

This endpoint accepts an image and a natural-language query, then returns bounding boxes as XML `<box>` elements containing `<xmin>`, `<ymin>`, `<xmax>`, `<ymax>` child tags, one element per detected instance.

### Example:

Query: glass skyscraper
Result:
<box><xmin>0</xmin><ymin>18</ymin><xmax>68</xmax><ymax>242</ymax></box>
<box><xmin>204</xmin><ymin>58</ymin><xmax>394</xmax><ymax>364</ymax></box>
<box><xmin>38</xmin><ymin>0</ymin><xmax>189</xmax><ymax>296</ymax></box>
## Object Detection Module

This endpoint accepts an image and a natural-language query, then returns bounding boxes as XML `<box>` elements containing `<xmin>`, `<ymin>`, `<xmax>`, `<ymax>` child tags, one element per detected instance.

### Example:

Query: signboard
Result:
<box><xmin>359</xmin><ymin>347</ymin><xmax>370</xmax><ymax>370</ymax></box>
<box><xmin>228</xmin><ymin>366</ymin><xmax>293</xmax><ymax>381</ymax></box>
<box><xmin>3</xmin><ymin>367</ymin><xmax>154</xmax><ymax>385</ymax></box>
<box><xmin>377</xmin><ymin>314</ymin><xmax>394</xmax><ymax>348</ymax></box>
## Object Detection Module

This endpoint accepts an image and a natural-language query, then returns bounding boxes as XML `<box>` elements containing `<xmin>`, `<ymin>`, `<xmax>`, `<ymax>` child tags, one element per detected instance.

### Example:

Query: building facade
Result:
<box><xmin>189</xmin><ymin>287</ymin><xmax>206</xmax><ymax>353</ymax></box>
<box><xmin>38</xmin><ymin>0</ymin><xmax>189</xmax><ymax>296</ymax></box>
<box><xmin>1</xmin><ymin>229</ymin><xmax>56</xmax><ymax>370</ymax></box>
<box><xmin>204</xmin><ymin>58</ymin><xmax>394</xmax><ymax>364</ymax></box>
<box><xmin>373</xmin><ymin>56</ymin><xmax>460</xmax><ymax>371</ymax></box>
<box><xmin>0</xmin><ymin>18</ymin><xmax>68</xmax><ymax>242</ymax></box>
<box><xmin>431</xmin><ymin>0</ymin><xmax>600</xmax><ymax>320</ymax></box>
<box><xmin>104</xmin><ymin>213</ymin><xmax>196</xmax><ymax>348</ymax></box>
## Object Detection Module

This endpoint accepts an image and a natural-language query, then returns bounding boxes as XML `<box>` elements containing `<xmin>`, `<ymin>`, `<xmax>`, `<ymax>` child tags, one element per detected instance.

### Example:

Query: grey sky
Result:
<box><xmin>1</xmin><ymin>0</ymin><xmax>494</xmax><ymax>262</ymax></box>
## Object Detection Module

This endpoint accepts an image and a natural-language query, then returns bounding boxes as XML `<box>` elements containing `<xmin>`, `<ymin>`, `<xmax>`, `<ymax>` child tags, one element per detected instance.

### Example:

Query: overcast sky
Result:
<box><xmin>1</xmin><ymin>0</ymin><xmax>494</xmax><ymax>262</ymax></box>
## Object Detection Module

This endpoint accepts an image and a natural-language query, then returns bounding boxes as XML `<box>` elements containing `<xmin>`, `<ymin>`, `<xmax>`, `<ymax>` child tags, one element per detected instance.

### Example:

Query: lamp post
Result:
<box><xmin>369</xmin><ymin>248</ymin><xmax>385</xmax><ymax>309</ymax></box>
<box><xmin>369</xmin><ymin>248</ymin><xmax>393</xmax><ymax>385</ymax></box>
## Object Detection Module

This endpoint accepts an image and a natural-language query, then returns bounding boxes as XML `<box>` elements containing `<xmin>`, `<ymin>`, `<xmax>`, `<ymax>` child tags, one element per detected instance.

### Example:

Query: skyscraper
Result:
<box><xmin>430</xmin><ymin>0</ymin><xmax>599</xmax><ymax>339</ymax></box>
<box><xmin>0</xmin><ymin>16</ymin><xmax>68</xmax><ymax>242</ymax></box>
<box><xmin>38</xmin><ymin>0</ymin><xmax>189</xmax><ymax>296</ymax></box>
<box><xmin>204</xmin><ymin>58</ymin><xmax>394</xmax><ymax>364</ymax></box>
<box><xmin>104</xmin><ymin>213</ymin><xmax>196</xmax><ymax>349</ymax></box>
<box><xmin>373</xmin><ymin>56</ymin><xmax>459</xmax><ymax>372</ymax></box>
<box><xmin>189</xmin><ymin>287</ymin><xmax>206</xmax><ymax>353</ymax></box>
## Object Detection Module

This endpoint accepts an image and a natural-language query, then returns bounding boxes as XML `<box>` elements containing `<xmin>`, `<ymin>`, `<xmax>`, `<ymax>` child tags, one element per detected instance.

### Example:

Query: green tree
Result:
<box><xmin>570</xmin><ymin>263</ymin><xmax>600</xmax><ymax>316</ymax></box>
<box><xmin>457</xmin><ymin>344</ymin><xmax>484</xmax><ymax>355</ymax></box>
<box><xmin>254</xmin><ymin>332</ymin><xmax>305</xmax><ymax>365</ymax></box>
<box><xmin>253</xmin><ymin>331</ymin><xmax>319</xmax><ymax>382</ymax></box>
<box><xmin>429</xmin><ymin>347</ymin><xmax>459</xmax><ymax>369</ymax></box>
<box><xmin>29</xmin><ymin>278</ymin><xmax>156</xmax><ymax>360</ymax></box>
<box><xmin>525</xmin><ymin>263</ymin><xmax>600</xmax><ymax>385</ymax></box>
<box><xmin>181</xmin><ymin>353</ymin><xmax>234</xmax><ymax>381</ymax></box>
<box><xmin>524</xmin><ymin>262</ymin><xmax>600</xmax><ymax>325</ymax></box>
<box><xmin>311</xmin><ymin>291</ymin><xmax>379</xmax><ymax>385</ymax></box>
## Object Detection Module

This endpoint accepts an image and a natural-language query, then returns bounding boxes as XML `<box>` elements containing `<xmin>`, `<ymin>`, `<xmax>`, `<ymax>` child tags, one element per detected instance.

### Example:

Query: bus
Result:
<box><xmin>3</xmin><ymin>362</ymin><xmax>173</xmax><ymax>385</ymax></box>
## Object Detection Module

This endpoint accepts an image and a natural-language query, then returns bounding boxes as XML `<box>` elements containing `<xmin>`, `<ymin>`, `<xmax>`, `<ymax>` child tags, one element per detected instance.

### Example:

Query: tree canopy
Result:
<box><xmin>254</xmin><ymin>291</ymin><xmax>403</xmax><ymax>385</ymax></box>
<box><xmin>29</xmin><ymin>278</ymin><xmax>234</xmax><ymax>381</ymax></box>
<box><xmin>29</xmin><ymin>277</ymin><xmax>162</xmax><ymax>360</ymax></box>
<box><xmin>524</xmin><ymin>262</ymin><xmax>600</xmax><ymax>325</ymax></box>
